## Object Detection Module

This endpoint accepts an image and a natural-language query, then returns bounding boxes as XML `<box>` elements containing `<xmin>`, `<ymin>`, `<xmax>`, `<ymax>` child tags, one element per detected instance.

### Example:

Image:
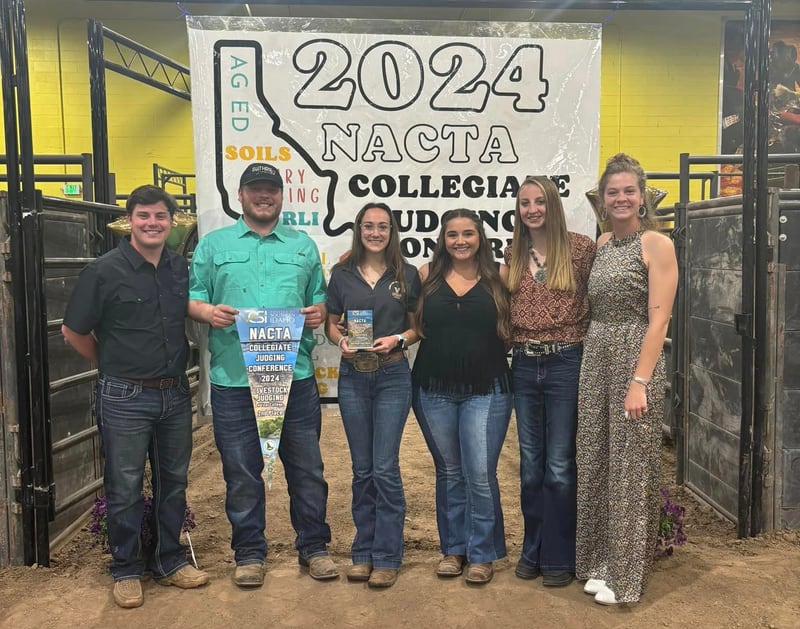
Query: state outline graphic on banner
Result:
<box><xmin>213</xmin><ymin>39</ymin><xmax>346</xmax><ymax>236</ymax></box>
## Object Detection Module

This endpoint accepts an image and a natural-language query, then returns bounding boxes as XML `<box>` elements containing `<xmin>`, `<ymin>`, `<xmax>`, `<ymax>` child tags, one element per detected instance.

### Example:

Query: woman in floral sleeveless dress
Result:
<box><xmin>575</xmin><ymin>154</ymin><xmax>678</xmax><ymax>605</ymax></box>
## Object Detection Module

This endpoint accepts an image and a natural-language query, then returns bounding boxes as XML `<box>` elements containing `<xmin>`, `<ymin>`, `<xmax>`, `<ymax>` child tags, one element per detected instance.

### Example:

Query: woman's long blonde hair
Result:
<box><xmin>508</xmin><ymin>176</ymin><xmax>575</xmax><ymax>293</ymax></box>
<box><xmin>415</xmin><ymin>208</ymin><xmax>511</xmax><ymax>341</ymax></box>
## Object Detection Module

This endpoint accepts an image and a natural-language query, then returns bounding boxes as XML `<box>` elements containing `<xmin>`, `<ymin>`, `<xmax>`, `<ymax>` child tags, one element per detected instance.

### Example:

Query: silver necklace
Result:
<box><xmin>359</xmin><ymin>265</ymin><xmax>385</xmax><ymax>287</ymax></box>
<box><xmin>529</xmin><ymin>248</ymin><xmax>547</xmax><ymax>283</ymax></box>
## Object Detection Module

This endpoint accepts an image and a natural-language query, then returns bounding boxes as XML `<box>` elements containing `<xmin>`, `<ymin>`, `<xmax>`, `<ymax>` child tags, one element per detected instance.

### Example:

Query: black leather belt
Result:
<box><xmin>518</xmin><ymin>340</ymin><xmax>582</xmax><ymax>357</ymax></box>
<box><xmin>119</xmin><ymin>376</ymin><xmax>182</xmax><ymax>389</ymax></box>
<box><xmin>343</xmin><ymin>351</ymin><xmax>404</xmax><ymax>373</ymax></box>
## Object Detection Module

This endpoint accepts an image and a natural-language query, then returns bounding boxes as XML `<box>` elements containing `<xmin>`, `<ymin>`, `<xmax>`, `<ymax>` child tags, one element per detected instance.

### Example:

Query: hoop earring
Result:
<box><xmin>638</xmin><ymin>205</ymin><xmax>647</xmax><ymax>218</ymax></box>
<box><xmin>599</xmin><ymin>208</ymin><xmax>608</xmax><ymax>221</ymax></box>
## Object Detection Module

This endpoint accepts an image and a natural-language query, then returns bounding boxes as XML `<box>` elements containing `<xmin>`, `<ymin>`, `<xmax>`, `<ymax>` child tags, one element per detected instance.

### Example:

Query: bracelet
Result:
<box><xmin>631</xmin><ymin>376</ymin><xmax>650</xmax><ymax>386</ymax></box>
<box><xmin>337</xmin><ymin>336</ymin><xmax>347</xmax><ymax>350</ymax></box>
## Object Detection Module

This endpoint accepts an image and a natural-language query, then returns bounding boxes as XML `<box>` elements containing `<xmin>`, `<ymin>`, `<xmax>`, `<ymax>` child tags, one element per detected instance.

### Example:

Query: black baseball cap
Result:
<box><xmin>239</xmin><ymin>163</ymin><xmax>283</xmax><ymax>189</ymax></box>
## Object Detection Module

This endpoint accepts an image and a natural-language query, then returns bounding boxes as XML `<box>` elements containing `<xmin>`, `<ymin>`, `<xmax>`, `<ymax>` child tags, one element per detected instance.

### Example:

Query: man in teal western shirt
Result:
<box><xmin>188</xmin><ymin>163</ymin><xmax>336</xmax><ymax>587</ymax></box>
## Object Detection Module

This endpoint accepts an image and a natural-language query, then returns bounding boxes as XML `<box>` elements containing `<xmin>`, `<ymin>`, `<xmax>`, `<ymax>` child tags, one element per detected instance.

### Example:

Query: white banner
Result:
<box><xmin>187</xmin><ymin>17</ymin><xmax>601</xmax><ymax>398</ymax></box>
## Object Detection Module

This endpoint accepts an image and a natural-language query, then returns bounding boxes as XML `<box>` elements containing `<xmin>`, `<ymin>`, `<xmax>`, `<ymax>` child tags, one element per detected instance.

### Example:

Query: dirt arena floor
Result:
<box><xmin>1</xmin><ymin>407</ymin><xmax>799</xmax><ymax>629</ymax></box>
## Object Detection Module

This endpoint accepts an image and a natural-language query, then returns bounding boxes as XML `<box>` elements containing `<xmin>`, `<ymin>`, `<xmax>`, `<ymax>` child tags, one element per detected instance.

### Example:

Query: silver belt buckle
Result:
<box><xmin>523</xmin><ymin>340</ymin><xmax>540</xmax><ymax>357</ymax></box>
<box><xmin>352</xmin><ymin>352</ymin><xmax>380</xmax><ymax>372</ymax></box>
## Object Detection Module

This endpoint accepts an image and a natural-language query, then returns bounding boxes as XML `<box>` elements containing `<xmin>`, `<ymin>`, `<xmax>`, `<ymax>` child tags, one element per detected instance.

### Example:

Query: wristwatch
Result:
<box><xmin>396</xmin><ymin>334</ymin><xmax>407</xmax><ymax>350</ymax></box>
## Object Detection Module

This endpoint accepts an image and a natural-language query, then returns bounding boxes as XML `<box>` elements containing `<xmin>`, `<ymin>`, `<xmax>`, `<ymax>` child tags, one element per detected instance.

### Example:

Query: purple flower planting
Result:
<box><xmin>89</xmin><ymin>494</ymin><xmax>196</xmax><ymax>553</ymax></box>
<box><xmin>655</xmin><ymin>487</ymin><xmax>687</xmax><ymax>558</ymax></box>
<box><xmin>89</xmin><ymin>497</ymin><xmax>108</xmax><ymax>548</ymax></box>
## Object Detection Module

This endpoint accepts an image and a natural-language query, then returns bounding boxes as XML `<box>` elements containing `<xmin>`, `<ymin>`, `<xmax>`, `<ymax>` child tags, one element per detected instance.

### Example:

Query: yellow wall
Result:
<box><xmin>4</xmin><ymin>1</ymin><xmax>800</xmax><ymax>205</ymax></box>
<box><xmin>21</xmin><ymin>6</ymin><xmax>195</xmax><ymax>198</ymax></box>
<box><xmin>598</xmin><ymin>11</ymin><xmax>730</xmax><ymax>202</ymax></box>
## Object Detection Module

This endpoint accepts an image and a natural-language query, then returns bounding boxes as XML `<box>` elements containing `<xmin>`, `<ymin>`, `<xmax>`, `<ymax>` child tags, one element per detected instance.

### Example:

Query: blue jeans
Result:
<box><xmin>513</xmin><ymin>344</ymin><xmax>582</xmax><ymax>573</ymax></box>
<box><xmin>95</xmin><ymin>375</ymin><xmax>192</xmax><ymax>581</ymax></box>
<box><xmin>210</xmin><ymin>377</ymin><xmax>331</xmax><ymax>565</ymax></box>
<box><xmin>412</xmin><ymin>382</ymin><xmax>512</xmax><ymax>563</ymax></box>
<box><xmin>338</xmin><ymin>358</ymin><xmax>411</xmax><ymax>569</ymax></box>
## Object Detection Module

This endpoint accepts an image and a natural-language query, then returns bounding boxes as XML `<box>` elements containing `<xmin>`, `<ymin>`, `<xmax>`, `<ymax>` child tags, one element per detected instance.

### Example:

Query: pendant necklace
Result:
<box><xmin>359</xmin><ymin>265</ymin><xmax>385</xmax><ymax>288</ymax></box>
<box><xmin>529</xmin><ymin>248</ymin><xmax>547</xmax><ymax>283</ymax></box>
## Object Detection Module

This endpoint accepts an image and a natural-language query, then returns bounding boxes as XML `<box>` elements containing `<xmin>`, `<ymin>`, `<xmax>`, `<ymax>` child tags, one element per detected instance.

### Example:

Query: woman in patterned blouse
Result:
<box><xmin>504</xmin><ymin>175</ymin><xmax>596</xmax><ymax>587</ymax></box>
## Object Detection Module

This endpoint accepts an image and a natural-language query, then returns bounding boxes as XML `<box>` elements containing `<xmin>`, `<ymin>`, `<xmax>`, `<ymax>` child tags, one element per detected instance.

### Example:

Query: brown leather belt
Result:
<box><xmin>343</xmin><ymin>351</ymin><xmax>405</xmax><ymax>373</ymax></box>
<box><xmin>119</xmin><ymin>376</ymin><xmax>183</xmax><ymax>389</ymax></box>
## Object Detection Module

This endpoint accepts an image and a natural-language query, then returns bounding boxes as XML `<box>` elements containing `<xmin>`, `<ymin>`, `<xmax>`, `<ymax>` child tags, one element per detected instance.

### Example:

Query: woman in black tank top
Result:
<box><xmin>411</xmin><ymin>208</ymin><xmax>512</xmax><ymax>585</ymax></box>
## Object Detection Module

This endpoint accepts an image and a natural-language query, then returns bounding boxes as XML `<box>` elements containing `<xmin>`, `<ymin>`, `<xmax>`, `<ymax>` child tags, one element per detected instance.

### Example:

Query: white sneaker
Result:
<box><xmin>594</xmin><ymin>584</ymin><xmax>618</xmax><ymax>605</ymax></box>
<box><xmin>583</xmin><ymin>578</ymin><xmax>606</xmax><ymax>595</ymax></box>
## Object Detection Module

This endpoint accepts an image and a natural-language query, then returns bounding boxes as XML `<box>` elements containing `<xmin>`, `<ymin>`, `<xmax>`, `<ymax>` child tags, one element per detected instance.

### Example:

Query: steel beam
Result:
<box><xmin>91</xmin><ymin>0</ymin><xmax>755</xmax><ymax>9</ymax></box>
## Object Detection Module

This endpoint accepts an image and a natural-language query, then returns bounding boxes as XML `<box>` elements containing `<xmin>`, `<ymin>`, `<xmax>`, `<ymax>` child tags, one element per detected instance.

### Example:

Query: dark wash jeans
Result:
<box><xmin>337</xmin><ymin>357</ymin><xmax>411</xmax><ymax>569</ymax></box>
<box><xmin>96</xmin><ymin>374</ymin><xmax>192</xmax><ymax>581</ymax></box>
<box><xmin>512</xmin><ymin>344</ymin><xmax>582</xmax><ymax>573</ymax></box>
<box><xmin>210</xmin><ymin>376</ymin><xmax>331</xmax><ymax>565</ymax></box>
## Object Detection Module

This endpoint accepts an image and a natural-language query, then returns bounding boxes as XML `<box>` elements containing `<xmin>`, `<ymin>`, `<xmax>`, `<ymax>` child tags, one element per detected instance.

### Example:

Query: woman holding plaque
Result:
<box><xmin>325</xmin><ymin>202</ymin><xmax>421</xmax><ymax>589</ymax></box>
<box><xmin>504</xmin><ymin>176</ymin><xmax>595</xmax><ymax>587</ymax></box>
<box><xmin>411</xmin><ymin>208</ymin><xmax>512</xmax><ymax>585</ymax></box>
<box><xmin>576</xmin><ymin>154</ymin><xmax>677</xmax><ymax>605</ymax></box>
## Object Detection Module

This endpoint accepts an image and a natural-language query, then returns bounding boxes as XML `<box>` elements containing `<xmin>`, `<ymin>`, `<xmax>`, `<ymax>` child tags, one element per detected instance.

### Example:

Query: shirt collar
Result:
<box><xmin>236</xmin><ymin>215</ymin><xmax>290</xmax><ymax>242</ymax></box>
<box><xmin>118</xmin><ymin>236</ymin><xmax>169</xmax><ymax>269</ymax></box>
<box><xmin>339</xmin><ymin>262</ymin><xmax>360</xmax><ymax>277</ymax></box>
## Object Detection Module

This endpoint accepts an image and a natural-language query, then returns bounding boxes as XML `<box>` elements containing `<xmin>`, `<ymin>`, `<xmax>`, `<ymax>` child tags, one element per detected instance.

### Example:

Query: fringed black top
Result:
<box><xmin>412</xmin><ymin>279</ymin><xmax>511</xmax><ymax>395</ymax></box>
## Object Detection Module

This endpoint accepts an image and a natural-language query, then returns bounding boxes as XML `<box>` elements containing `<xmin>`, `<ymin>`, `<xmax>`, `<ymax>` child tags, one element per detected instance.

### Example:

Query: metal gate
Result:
<box><xmin>43</xmin><ymin>199</ymin><xmax>115</xmax><ymax>548</ymax></box>
<box><xmin>0</xmin><ymin>191</ymin><xmax>123</xmax><ymax>566</ymax></box>
<box><xmin>684</xmin><ymin>194</ymin><xmax>751</xmax><ymax>521</ymax></box>
<box><xmin>681</xmin><ymin>188</ymin><xmax>800</xmax><ymax>530</ymax></box>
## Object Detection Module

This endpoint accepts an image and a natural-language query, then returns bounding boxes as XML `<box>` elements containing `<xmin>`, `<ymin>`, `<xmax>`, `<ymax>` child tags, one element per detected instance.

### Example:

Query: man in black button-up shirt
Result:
<box><xmin>62</xmin><ymin>185</ymin><xmax>208</xmax><ymax>608</ymax></box>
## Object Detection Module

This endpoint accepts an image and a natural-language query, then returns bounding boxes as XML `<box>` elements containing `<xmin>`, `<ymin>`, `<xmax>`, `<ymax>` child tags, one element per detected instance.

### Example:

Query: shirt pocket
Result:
<box><xmin>213</xmin><ymin>251</ymin><xmax>252</xmax><ymax>298</ymax></box>
<box><xmin>113</xmin><ymin>287</ymin><xmax>154</xmax><ymax>330</ymax></box>
<box><xmin>273</xmin><ymin>252</ymin><xmax>308</xmax><ymax>297</ymax></box>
